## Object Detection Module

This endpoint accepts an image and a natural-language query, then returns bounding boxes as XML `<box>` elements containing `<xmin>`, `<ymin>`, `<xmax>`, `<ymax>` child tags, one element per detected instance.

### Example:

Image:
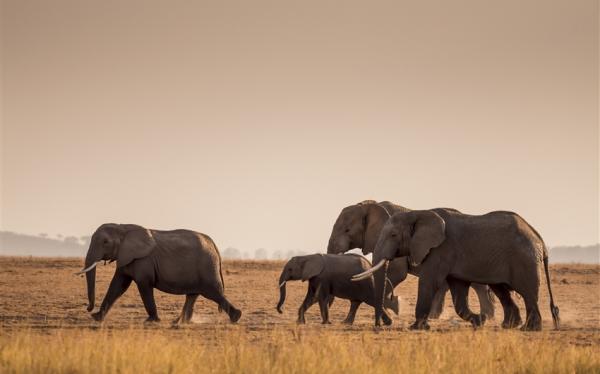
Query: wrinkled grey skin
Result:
<box><xmin>276</xmin><ymin>254</ymin><xmax>399</xmax><ymax>325</ymax></box>
<box><xmin>82</xmin><ymin>223</ymin><xmax>241</xmax><ymax>324</ymax></box>
<box><xmin>327</xmin><ymin>200</ymin><xmax>497</xmax><ymax>324</ymax></box>
<box><xmin>371</xmin><ymin>209</ymin><xmax>560</xmax><ymax>331</ymax></box>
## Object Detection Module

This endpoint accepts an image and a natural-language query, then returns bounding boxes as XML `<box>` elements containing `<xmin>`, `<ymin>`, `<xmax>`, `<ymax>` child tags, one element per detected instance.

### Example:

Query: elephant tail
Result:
<box><xmin>520</xmin><ymin>216</ymin><xmax>560</xmax><ymax>329</ymax></box>
<box><xmin>217</xmin><ymin>260</ymin><xmax>225</xmax><ymax>313</ymax></box>
<box><xmin>543</xmin><ymin>255</ymin><xmax>560</xmax><ymax>329</ymax></box>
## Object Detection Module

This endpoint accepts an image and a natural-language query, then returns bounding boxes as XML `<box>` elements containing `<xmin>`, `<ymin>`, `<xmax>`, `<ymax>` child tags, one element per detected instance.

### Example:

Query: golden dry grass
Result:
<box><xmin>0</xmin><ymin>257</ymin><xmax>599</xmax><ymax>373</ymax></box>
<box><xmin>1</xmin><ymin>328</ymin><xmax>599</xmax><ymax>373</ymax></box>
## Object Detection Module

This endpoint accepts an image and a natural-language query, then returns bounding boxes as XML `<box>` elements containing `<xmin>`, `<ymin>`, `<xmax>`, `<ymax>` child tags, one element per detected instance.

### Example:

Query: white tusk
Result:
<box><xmin>351</xmin><ymin>272</ymin><xmax>373</xmax><ymax>281</ymax></box>
<box><xmin>279</xmin><ymin>281</ymin><xmax>286</xmax><ymax>288</ymax></box>
<box><xmin>351</xmin><ymin>259</ymin><xmax>387</xmax><ymax>281</ymax></box>
<box><xmin>75</xmin><ymin>261</ymin><xmax>100</xmax><ymax>275</ymax></box>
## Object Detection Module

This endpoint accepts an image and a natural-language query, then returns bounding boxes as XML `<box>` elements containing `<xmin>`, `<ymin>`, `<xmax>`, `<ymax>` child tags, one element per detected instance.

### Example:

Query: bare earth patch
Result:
<box><xmin>0</xmin><ymin>257</ymin><xmax>598</xmax><ymax>372</ymax></box>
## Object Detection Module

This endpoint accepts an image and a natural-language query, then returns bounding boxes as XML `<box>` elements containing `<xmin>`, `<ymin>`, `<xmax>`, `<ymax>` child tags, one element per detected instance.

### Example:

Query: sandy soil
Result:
<box><xmin>0</xmin><ymin>257</ymin><xmax>598</xmax><ymax>345</ymax></box>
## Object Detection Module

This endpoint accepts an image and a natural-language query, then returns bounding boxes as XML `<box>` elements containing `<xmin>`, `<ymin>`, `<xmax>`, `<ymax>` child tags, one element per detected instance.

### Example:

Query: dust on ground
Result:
<box><xmin>0</xmin><ymin>257</ymin><xmax>598</xmax><ymax>345</ymax></box>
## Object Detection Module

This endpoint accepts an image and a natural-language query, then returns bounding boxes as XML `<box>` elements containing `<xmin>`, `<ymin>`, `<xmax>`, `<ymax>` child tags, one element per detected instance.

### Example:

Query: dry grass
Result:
<box><xmin>0</xmin><ymin>257</ymin><xmax>599</xmax><ymax>373</ymax></box>
<box><xmin>1</xmin><ymin>328</ymin><xmax>599</xmax><ymax>374</ymax></box>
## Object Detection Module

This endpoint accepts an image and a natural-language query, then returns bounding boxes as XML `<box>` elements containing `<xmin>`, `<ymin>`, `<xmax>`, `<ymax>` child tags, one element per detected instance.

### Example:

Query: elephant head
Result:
<box><xmin>352</xmin><ymin>210</ymin><xmax>445</xmax><ymax>324</ymax></box>
<box><xmin>77</xmin><ymin>224</ymin><xmax>157</xmax><ymax>312</ymax></box>
<box><xmin>327</xmin><ymin>200</ymin><xmax>392</xmax><ymax>255</ymax></box>
<box><xmin>276</xmin><ymin>254</ymin><xmax>324</xmax><ymax>313</ymax></box>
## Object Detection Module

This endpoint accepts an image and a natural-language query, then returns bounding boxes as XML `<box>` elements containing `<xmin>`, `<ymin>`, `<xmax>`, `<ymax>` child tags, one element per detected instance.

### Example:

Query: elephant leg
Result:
<box><xmin>447</xmin><ymin>278</ymin><xmax>485</xmax><ymax>328</ymax></box>
<box><xmin>517</xmin><ymin>289</ymin><xmax>542</xmax><ymax>331</ymax></box>
<box><xmin>136</xmin><ymin>283</ymin><xmax>160</xmax><ymax>322</ymax></box>
<box><xmin>200</xmin><ymin>285</ymin><xmax>242</xmax><ymax>323</ymax></box>
<box><xmin>173</xmin><ymin>294</ymin><xmax>197</xmax><ymax>325</ymax></box>
<box><xmin>318</xmin><ymin>297</ymin><xmax>331</xmax><ymax>324</ymax></box>
<box><xmin>510</xmin><ymin>260</ymin><xmax>542</xmax><ymax>331</ymax></box>
<box><xmin>410</xmin><ymin>277</ymin><xmax>438</xmax><ymax>330</ymax></box>
<box><xmin>91</xmin><ymin>272</ymin><xmax>132</xmax><ymax>322</ymax></box>
<box><xmin>316</xmin><ymin>282</ymin><xmax>332</xmax><ymax>324</ymax></box>
<box><xmin>297</xmin><ymin>284</ymin><xmax>316</xmax><ymax>324</ymax></box>
<box><xmin>342</xmin><ymin>301</ymin><xmax>361</xmax><ymax>324</ymax></box>
<box><xmin>381</xmin><ymin>309</ymin><xmax>393</xmax><ymax>326</ymax></box>
<box><xmin>429</xmin><ymin>281</ymin><xmax>448</xmax><ymax>319</ymax></box>
<box><xmin>472</xmin><ymin>283</ymin><xmax>495</xmax><ymax>320</ymax></box>
<box><xmin>489</xmin><ymin>284</ymin><xmax>521</xmax><ymax>328</ymax></box>
<box><xmin>181</xmin><ymin>294</ymin><xmax>199</xmax><ymax>323</ymax></box>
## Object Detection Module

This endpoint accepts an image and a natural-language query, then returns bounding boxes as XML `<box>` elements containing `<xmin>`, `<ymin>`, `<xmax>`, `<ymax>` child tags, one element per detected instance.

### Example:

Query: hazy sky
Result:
<box><xmin>1</xmin><ymin>0</ymin><xmax>598</xmax><ymax>253</ymax></box>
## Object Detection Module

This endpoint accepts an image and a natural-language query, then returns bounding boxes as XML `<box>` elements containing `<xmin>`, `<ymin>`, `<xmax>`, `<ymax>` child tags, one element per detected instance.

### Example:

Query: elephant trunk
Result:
<box><xmin>326</xmin><ymin>236</ymin><xmax>334</xmax><ymax>253</ymax></box>
<box><xmin>85</xmin><ymin>266</ymin><xmax>96</xmax><ymax>312</ymax></box>
<box><xmin>83</xmin><ymin>247</ymin><xmax>102</xmax><ymax>312</ymax></box>
<box><xmin>373</xmin><ymin>259</ymin><xmax>389</xmax><ymax>326</ymax></box>
<box><xmin>276</xmin><ymin>271</ymin><xmax>288</xmax><ymax>313</ymax></box>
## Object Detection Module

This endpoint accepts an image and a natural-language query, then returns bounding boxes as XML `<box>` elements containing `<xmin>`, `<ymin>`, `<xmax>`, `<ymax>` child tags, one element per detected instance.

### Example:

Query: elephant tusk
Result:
<box><xmin>279</xmin><ymin>281</ymin><xmax>286</xmax><ymax>288</ymax></box>
<box><xmin>351</xmin><ymin>259</ymin><xmax>387</xmax><ymax>281</ymax></box>
<box><xmin>75</xmin><ymin>261</ymin><xmax>100</xmax><ymax>275</ymax></box>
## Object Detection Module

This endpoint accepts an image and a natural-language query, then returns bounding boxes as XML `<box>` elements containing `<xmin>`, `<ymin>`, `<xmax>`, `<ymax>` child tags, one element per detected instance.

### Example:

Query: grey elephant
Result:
<box><xmin>77</xmin><ymin>223</ymin><xmax>242</xmax><ymax>324</ymax></box>
<box><xmin>328</xmin><ymin>200</ymin><xmax>496</xmax><ymax>325</ymax></box>
<box><xmin>276</xmin><ymin>254</ymin><xmax>399</xmax><ymax>324</ymax></box>
<box><xmin>353</xmin><ymin>209</ymin><xmax>560</xmax><ymax>331</ymax></box>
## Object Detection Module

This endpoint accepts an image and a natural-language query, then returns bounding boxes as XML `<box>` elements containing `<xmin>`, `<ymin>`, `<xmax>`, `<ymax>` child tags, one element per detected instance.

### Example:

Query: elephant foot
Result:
<box><xmin>520</xmin><ymin>324</ymin><xmax>542</xmax><ymax>332</ymax></box>
<box><xmin>382</xmin><ymin>315</ymin><xmax>393</xmax><ymax>326</ymax></box>
<box><xmin>409</xmin><ymin>320</ymin><xmax>430</xmax><ymax>331</ymax></box>
<box><xmin>469</xmin><ymin>314</ymin><xmax>486</xmax><ymax>329</ymax></box>
<box><xmin>229</xmin><ymin>308</ymin><xmax>242</xmax><ymax>323</ymax></box>
<box><xmin>341</xmin><ymin>318</ymin><xmax>354</xmax><ymax>325</ymax></box>
<box><xmin>296</xmin><ymin>318</ymin><xmax>306</xmax><ymax>325</ymax></box>
<box><xmin>145</xmin><ymin>316</ymin><xmax>161</xmax><ymax>324</ymax></box>
<box><xmin>520</xmin><ymin>320</ymin><xmax>542</xmax><ymax>332</ymax></box>
<box><xmin>321</xmin><ymin>320</ymin><xmax>332</xmax><ymax>325</ymax></box>
<box><xmin>501</xmin><ymin>317</ymin><xmax>522</xmax><ymax>329</ymax></box>
<box><xmin>173</xmin><ymin>317</ymin><xmax>192</xmax><ymax>325</ymax></box>
<box><xmin>91</xmin><ymin>311</ymin><xmax>104</xmax><ymax>322</ymax></box>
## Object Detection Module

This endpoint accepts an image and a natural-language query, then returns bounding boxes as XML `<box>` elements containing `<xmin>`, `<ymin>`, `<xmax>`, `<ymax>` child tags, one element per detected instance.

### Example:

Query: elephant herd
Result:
<box><xmin>78</xmin><ymin>200</ymin><xmax>560</xmax><ymax>331</ymax></box>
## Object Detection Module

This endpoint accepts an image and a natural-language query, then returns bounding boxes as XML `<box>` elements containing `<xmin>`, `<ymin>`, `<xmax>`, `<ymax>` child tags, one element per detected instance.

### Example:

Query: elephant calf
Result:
<box><xmin>276</xmin><ymin>254</ymin><xmax>399</xmax><ymax>324</ymax></box>
<box><xmin>77</xmin><ymin>223</ymin><xmax>242</xmax><ymax>324</ymax></box>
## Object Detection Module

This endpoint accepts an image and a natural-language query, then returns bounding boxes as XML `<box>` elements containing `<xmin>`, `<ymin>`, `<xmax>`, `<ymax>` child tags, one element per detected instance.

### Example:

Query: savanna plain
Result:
<box><xmin>0</xmin><ymin>257</ymin><xmax>598</xmax><ymax>373</ymax></box>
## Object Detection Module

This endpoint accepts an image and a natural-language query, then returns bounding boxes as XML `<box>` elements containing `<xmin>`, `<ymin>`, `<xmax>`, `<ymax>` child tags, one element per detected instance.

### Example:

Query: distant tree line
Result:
<box><xmin>1</xmin><ymin>230</ymin><xmax>598</xmax><ymax>262</ymax></box>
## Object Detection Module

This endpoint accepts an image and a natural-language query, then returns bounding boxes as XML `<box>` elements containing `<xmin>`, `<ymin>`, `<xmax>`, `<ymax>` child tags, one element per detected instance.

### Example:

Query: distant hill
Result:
<box><xmin>549</xmin><ymin>245</ymin><xmax>599</xmax><ymax>264</ymax></box>
<box><xmin>0</xmin><ymin>231</ymin><xmax>87</xmax><ymax>257</ymax></box>
<box><xmin>0</xmin><ymin>230</ymin><xmax>598</xmax><ymax>263</ymax></box>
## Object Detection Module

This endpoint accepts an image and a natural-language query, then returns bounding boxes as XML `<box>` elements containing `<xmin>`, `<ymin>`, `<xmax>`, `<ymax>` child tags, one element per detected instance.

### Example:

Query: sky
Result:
<box><xmin>1</xmin><ymin>0</ymin><xmax>598</xmax><ymax>254</ymax></box>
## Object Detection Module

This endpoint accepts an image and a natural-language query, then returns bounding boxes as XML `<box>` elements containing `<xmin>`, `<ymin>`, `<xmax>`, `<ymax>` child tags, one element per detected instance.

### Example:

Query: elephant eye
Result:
<box><xmin>391</xmin><ymin>233</ymin><xmax>397</xmax><ymax>237</ymax></box>
<box><xmin>344</xmin><ymin>228</ymin><xmax>350</xmax><ymax>233</ymax></box>
<box><xmin>103</xmin><ymin>239</ymin><xmax>109</xmax><ymax>244</ymax></box>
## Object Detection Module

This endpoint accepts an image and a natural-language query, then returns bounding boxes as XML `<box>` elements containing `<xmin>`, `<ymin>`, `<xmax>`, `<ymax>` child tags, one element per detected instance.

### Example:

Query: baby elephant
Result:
<box><xmin>276</xmin><ymin>254</ymin><xmax>399</xmax><ymax>324</ymax></box>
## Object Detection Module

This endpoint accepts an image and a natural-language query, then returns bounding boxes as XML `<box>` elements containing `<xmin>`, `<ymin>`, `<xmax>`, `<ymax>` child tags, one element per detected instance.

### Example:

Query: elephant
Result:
<box><xmin>327</xmin><ymin>200</ymin><xmax>497</xmax><ymax>325</ymax></box>
<box><xmin>77</xmin><ymin>223</ymin><xmax>242</xmax><ymax>324</ymax></box>
<box><xmin>352</xmin><ymin>209</ymin><xmax>560</xmax><ymax>331</ymax></box>
<box><xmin>276</xmin><ymin>254</ymin><xmax>399</xmax><ymax>325</ymax></box>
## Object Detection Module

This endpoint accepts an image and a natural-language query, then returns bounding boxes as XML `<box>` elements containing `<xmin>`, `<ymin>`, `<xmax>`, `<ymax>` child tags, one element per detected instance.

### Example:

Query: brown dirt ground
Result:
<box><xmin>0</xmin><ymin>257</ymin><xmax>598</xmax><ymax>345</ymax></box>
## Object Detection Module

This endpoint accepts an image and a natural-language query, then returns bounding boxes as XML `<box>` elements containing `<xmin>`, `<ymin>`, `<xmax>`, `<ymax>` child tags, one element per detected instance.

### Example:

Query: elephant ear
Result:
<box><xmin>301</xmin><ymin>254</ymin><xmax>325</xmax><ymax>281</ymax></box>
<box><xmin>408</xmin><ymin>211</ymin><xmax>446</xmax><ymax>266</ymax></box>
<box><xmin>117</xmin><ymin>228</ymin><xmax>157</xmax><ymax>268</ymax></box>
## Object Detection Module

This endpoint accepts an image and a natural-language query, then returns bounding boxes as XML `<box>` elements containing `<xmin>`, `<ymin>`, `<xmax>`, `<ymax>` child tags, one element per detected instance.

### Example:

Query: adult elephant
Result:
<box><xmin>327</xmin><ymin>200</ymin><xmax>498</xmax><ymax>324</ymax></box>
<box><xmin>353</xmin><ymin>209</ymin><xmax>560</xmax><ymax>331</ymax></box>
<box><xmin>77</xmin><ymin>223</ymin><xmax>242</xmax><ymax>324</ymax></box>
